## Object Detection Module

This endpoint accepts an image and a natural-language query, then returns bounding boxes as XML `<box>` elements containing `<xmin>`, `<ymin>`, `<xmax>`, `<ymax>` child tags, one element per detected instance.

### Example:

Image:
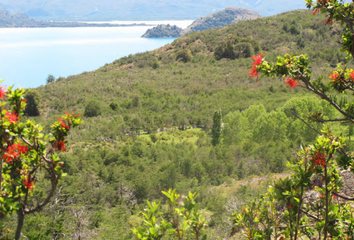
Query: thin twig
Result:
<box><xmin>332</xmin><ymin>191</ymin><xmax>354</xmax><ymax>201</ymax></box>
<box><xmin>289</xmin><ymin>108</ymin><xmax>321</xmax><ymax>135</ymax></box>
<box><xmin>300</xmin><ymin>209</ymin><xmax>322</xmax><ymax>222</ymax></box>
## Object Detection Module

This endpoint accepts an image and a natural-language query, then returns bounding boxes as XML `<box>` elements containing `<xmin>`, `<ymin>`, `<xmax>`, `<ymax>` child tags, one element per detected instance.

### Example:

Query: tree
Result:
<box><xmin>211</xmin><ymin>110</ymin><xmax>222</xmax><ymax>146</ymax></box>
<box><xmin>23</xmin><ymin>89</ymin><xmax>41</xmax><ymax>116</ymax></box>
<box><xmin>84</xmin><ymin>100</ymin><xmax>102</xmax><ymax>117</ymax></box>
<box><xmin>46</xmin><ymin>74</ymin><xmax>55</xmax><ymax>84</ymax></box>
<box><xmin>232</xmin><ymin>1</ymin><xmax>354</xmax><ymax>239</ymax></box>
<box><xmin>0</xmin><ymin>83</ymin><xmax>83</xmax><ymax>239</ymax></box>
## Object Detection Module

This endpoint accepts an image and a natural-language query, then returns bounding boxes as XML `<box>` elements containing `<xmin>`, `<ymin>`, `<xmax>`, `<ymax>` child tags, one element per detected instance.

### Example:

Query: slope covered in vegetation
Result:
<box><xmin>5</xmin><ymin>9</ymin><xmax>353</xmax><ymax>239</ymax></box>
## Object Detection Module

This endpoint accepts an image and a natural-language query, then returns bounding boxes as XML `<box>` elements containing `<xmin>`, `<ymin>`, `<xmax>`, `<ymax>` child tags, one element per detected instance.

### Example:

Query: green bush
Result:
<box><xmin>176</xmin><ymin>49</ymin><xmax>193</xmax><ymax>63</ymax></box>
<box><xmin>24</xmin><ymin>89</ymin><xmax>42</xmax><ymax>116</ymax></box>
<box><xmin>84</xmin><ymin>100</ymin><xmax>102</xmax><ymax>117</ymax></box>
<box><xmin>151</xmin><ymin>61</ymin><xmax>160</xmax><ymax>69</ymax></box>
<box><xmin>109</xmin><ymin>102</ymin><xmax>119</xmax><ymax>111</ymax></box>
<box><xmin>214</xmin><ymin>36</ymin><xmax>259</xmax><ymax>60</ymax></box>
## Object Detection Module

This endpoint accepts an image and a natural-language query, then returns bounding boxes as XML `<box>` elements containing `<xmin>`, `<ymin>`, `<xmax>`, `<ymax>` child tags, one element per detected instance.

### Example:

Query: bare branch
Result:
<box><xmin>21</xmin><ymin>137</ymin><xmax>33</xmax><ymax>148</ymax></box>
<box><xmin>332</xmin><ymin>191</ymin><xmax>354</xmax><ymax>201</ymax></box>
<box><xmin>321</xmin><ymin>119</ymin><xmax>352</xmax><ymax>122</ymax></box>
<box><xmin>289</xmin><ymin>108</ymin><xmax>321</xmax><ymax>135</ymax></box>
<box><xmin>297</xmin><ymin>71</ymin><xmax>354</xmax><ymax>124</ymax></box>
<box><xmin>300</xmin><ymin>209</ymin><xmax>322</xmax><ymax>222</ymax></box>
<box><xmin>25</xmin><ymin>171</ymin><xmax>59</xmax><ymax>214</ymax></box>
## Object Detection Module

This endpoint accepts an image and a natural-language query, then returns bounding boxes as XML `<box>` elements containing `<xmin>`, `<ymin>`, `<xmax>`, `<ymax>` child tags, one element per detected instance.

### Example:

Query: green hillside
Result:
<box><xmin>4</xmin><ymin>9</ymin><xmax>353</xmax><ymax>239</ymax></box>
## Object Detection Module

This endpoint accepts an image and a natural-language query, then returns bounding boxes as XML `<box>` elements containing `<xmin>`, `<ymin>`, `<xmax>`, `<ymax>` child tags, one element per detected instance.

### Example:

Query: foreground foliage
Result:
<box><xmin>4</xmin><ymin>6</ymin><xmax>354</xmax><ymax>240</ymax></box>
<box><xmin>232</xmin><ymin>0</ymin><xmax>354</xmax><ymax>239</ymax></box>
<box><xmin>133</xmin><ymin>189</ymin><xmax>206</xmax><ymax>240</ymax></box>
<box><xmin>0</xmin><ymin>84</ymin><xmax>82</xmax><ymax>239</ymax></box>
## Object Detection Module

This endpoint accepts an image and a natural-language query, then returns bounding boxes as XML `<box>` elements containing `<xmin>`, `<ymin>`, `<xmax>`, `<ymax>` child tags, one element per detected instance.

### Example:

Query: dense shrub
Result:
<box><xmin>176</xmin><ymin>49</ymin><xmax>193</xmax><ymax>62</ymax></box>
<box><xmin>84</xmin><ymin>100</ymin><xmax>102</xmax><ymax>117</ymax></box>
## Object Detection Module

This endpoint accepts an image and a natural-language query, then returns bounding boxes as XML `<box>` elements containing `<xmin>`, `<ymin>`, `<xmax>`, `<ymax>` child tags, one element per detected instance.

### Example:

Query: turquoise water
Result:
<box><xmin>0</xmin><ymin>20</ymin><xmax>193</xmax><ymax>89</ymax></box>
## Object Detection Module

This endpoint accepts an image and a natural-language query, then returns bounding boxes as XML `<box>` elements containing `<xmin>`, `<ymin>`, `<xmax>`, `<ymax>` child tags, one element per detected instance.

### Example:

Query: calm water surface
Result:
<box><xmin>0</xmin><ymin>20</ymin><xmax>193</xmax><ymax>88</ymax></box>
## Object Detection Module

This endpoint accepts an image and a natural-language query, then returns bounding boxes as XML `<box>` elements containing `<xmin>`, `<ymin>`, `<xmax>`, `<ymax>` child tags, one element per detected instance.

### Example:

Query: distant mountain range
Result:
<box><xmin>0</xmin><ymin>0</ymin><xmax>305</xmax><ymax>21</ymax></box>
<box><xmin>0</xmin><ymin>8</ymin><xmax>150</xmax><ymax>27</ymax></box>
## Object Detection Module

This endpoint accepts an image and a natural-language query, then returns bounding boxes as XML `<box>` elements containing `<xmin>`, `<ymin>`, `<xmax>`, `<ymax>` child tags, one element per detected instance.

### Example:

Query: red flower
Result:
<box><xmin>3</xmin><ymin>142</ymin><xmax>28</xmax><ymax>163</ymax></box>
<box><xmin>284</xmin><ymin>77</ymin><xmax>299</xmax><ymax>89</ymax></box>
<box><xmin>349</xmin><ymin>70</ymin><xmax>354</xmax><ymax>81</ymax></box>
<box><xmin>248</xmin><ymin>65</ymin><xmax>260</xmax><ymax>81</ymax></box>
<box><xmin>55</xmin><ymin>140</ymin><xmax>66</xmax><ymax>152</ymax></box>
<box><xmin>251</xmin><ymin>52</ymin><xmax>265</xmax><ymax>67</ymax></box>
<box><xmin>0</xmin><ymin>86</ymin><xmax>7</xmax><ymax>99</ymax></box>
<box><xmin>249</xmin><ymin>52</ymin><xmax>265</xmax><ymax>81</ymax></box>
<box><xmin>56</xmin><ymin>117</ymin><xmax>70</xmax><ymax>130</ymax></box>
<box><xmin>333</xmin><ymin>195</ymin><xmax>338</xmax><ymax>200</ymax></box>
<box><xmin>18</xmin><ymin>145</ymin><xmax>28</xmax><ymax>154</ymax></box>
<box><xmin>324</xmin><ymin>18</ymin><xmax>333</xmax><ymax>25</ymax></box>
<box><xmin>289</xmin><ymin>204</ymin><xmax>292</xmax><ymax>209</ymax></box>
<box><xmin>329</xmin><ymin>71</ymin><xmax>339</xmax><ymax>81</ymax></box>
<box><xmin>5</xmin><ymin>111</ymin><xmax>18</xmax><ymax>123</ymax></box>
<box><xmin>313</xmin><ymin>9</ymin><xmax>319</xmax><ymax>15</ymax></box>
<box><xmin>64</xmin><ymin>110</ymin><xmax>82</xmax><ymax>118</ymax></box>
<box><xmin>310</xmin><ymin>152</ymin><xmax>327</xmax><ymax>166</ymax></box>
<box><xmin>23</xmin><ymin>177</ymin><xmax>34</xmax><ymax>191</ymax></box>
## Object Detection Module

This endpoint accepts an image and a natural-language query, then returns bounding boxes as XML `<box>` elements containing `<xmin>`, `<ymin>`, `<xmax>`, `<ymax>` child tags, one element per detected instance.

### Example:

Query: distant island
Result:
<box><xmin>141</xmin><ymin>24</ymin><xmax>183</xmax><ymax>38</ymax></box>
<box><xmin>142</xmin><ymin>7</ymin><xmax>262</xmax><ymax>38</ymax></box>
<box><xmin>0</xmin><ymin>8</ymin><xmax>150</xmax><ymax>28</ymax></box>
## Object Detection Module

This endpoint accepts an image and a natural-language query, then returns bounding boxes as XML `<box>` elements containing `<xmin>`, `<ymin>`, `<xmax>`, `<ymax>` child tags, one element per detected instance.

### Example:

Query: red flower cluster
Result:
<box><xmin>329</xmin><ymin>70</ymin><xmax>344</xmax><ymax>83</ymax></box>
<box><xmin>0</xmin><ymin>86</ymin><xmax>7</xmax><ymax>99</ymax></box>
<box><xmin>248</xmin><ymin>67</ymin><xmax>259</xmax><ymax>80</ymax></box>
<box><xmin>251</xmin><ymin>52</ymin><xmax>265</xmax><ymax>66</ymax></box>
<box><xmin>249</xmin><ymin>52</ymin><xmax>265</xmax><ymax>82</ymax></box>
<box><xmin>349</xmin><ymin>70</ymin><xmax>354</xmax><ymax>81</ymax></box>
<box><xmin>5</xmin><ymin>111</ymin><xmax>18</xmax><ymax>123</ymax></box>
<box><xmin>23</xmin><ymin>177</ymin><xmax>34</xmax><ymax>191</ymax></box>
<box><xmin>56</xmin><ymin>117</ymin><xmax>70</xmax><ymax>130</ymax></box>
<box><xmin>64</xmin><ymin>110</ymin><xmax>82</xmax><ymax>118</ymax></box>
<box><xmin>284</xmin><ymin>77</ymin><xmax>299</xmax><ymax>89</ymax></box>
<box><xmin>310</xmin><ymin>152</ymin><xmax>326</xmax><ymax>166</ymax></box>
<box><xmin>324</xmin><ymin>18</ymin><xmax>333</xmax><ymax>25</ymax></box>
<box><xmin>54</xmin><ymin>140</ymin><xmax>66</xmax><ymax>152</ymax></box>
<box><xmin>3</xmin><ymin>142</ymin><xmax>28</xmax><ymax>163</ymax></box>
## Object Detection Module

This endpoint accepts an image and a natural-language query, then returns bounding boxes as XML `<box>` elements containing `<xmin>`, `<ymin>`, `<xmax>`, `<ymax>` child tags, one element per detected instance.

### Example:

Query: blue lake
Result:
<box><xmin>0</xmin><ymin>20</ymin><xmax>193</xmax><ymax>89</ymax></box>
